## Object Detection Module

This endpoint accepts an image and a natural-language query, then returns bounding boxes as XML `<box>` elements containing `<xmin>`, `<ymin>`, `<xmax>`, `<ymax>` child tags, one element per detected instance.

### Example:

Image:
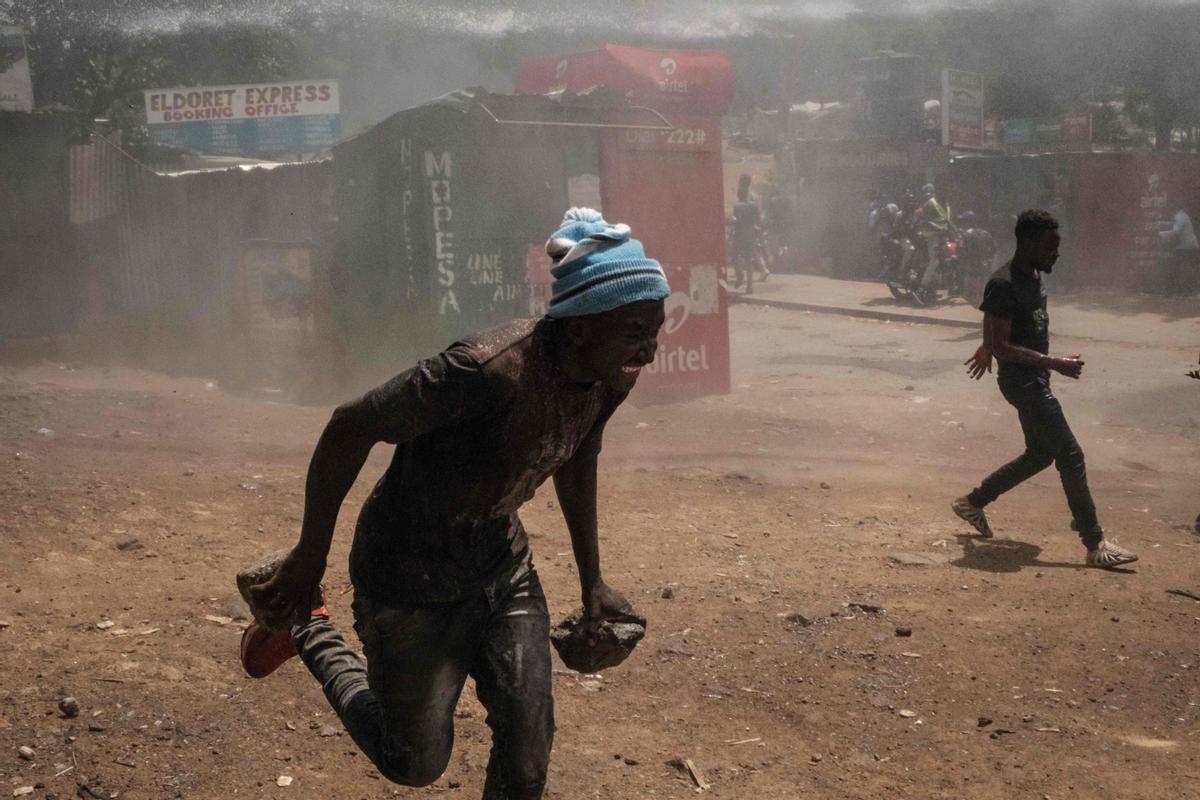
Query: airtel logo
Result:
<box><xmin>555</xmin><ymin>59</ymin><xmax>569</xmax><ymax>79</ymax></box>
<box><xmin>660</xmin><ymin>57</ymin><xmax>678</xmax><ymax>76</ymax></box>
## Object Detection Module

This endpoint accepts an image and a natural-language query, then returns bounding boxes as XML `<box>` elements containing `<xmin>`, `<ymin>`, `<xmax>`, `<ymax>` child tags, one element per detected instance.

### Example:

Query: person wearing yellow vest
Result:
<box><xmin>917</xmin><ymin>183</ymin><xmax>953</xmax><ymax>290</ymax></box>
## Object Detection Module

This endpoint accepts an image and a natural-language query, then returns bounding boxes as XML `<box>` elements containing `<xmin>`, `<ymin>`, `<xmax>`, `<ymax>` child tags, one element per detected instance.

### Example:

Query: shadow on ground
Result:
<box><xmin>951</xmin><ymin>533</ymin><xmax>1079</xmax><ymax>573</ymax></box>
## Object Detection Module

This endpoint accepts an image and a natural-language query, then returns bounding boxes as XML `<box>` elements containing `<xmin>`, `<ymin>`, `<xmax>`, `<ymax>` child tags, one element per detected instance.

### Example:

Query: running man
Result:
<box><xmin>957</xmin><ymin>209</ymin><xmax>1137</xmax><ymax>568</ymax></box>
<box><xmin>239</xmin><ymin>208</ymin><xmax>669</xmax><ymax>798</ymax></box>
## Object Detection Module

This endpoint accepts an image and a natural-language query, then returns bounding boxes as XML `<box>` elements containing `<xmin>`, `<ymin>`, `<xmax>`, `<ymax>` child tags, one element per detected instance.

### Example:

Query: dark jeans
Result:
<box><xmin>291</xmin><ymin>556</ymin><xmax>554</xmax><ymax>799</ymax></box>
<box><xmin>967</xmin><ymin>374</ymin><xmax>1103</xmax><ymax>547</ymax></box>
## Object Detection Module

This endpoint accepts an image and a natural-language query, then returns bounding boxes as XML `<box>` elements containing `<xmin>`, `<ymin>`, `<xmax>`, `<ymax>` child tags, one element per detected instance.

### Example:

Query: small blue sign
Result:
<box><xmin>148</xmin><ymin>114</ymin><xmax>341</xmax><ymax>158</ymax></box>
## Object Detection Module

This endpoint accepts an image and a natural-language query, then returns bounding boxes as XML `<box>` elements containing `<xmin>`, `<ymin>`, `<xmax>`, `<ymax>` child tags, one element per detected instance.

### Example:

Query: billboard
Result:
<box><xmin>0</xmin><ymin>26</ymin><xmax>35</xmax><ymax>112</ymax></box>
<box><xmin>144</xmin><ymin>80</ymin><xmax>340</xmax><ymax>158</ymax></box>
<box><xmin>941</xmin><ymin>68</ymin><xmax>984</xmax><ymax>148</ymax></box>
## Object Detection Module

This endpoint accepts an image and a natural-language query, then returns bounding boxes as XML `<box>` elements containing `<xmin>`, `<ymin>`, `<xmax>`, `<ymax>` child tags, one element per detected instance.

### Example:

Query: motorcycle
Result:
<box><xmin>885</xmin><ymin>229</ymin><xmax>963</xmax><ymax>307</ymax></box>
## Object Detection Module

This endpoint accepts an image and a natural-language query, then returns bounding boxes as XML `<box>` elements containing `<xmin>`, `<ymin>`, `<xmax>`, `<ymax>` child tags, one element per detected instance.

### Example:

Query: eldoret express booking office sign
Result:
<box><xmin>143</xmin><ymin>80</ymin><xmax>340</xmax><ymax>158</ymax></box>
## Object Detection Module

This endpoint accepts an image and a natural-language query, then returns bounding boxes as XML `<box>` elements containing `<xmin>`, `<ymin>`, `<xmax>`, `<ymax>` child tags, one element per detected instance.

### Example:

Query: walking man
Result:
<box><xmin>956</xmin><ymin>209</ymin><xmax>1137</xmax><ymax>568</ymax></box>
<box><xmin>729</xmin><ymin>174</ymin><xmax>768</xmax><ymax>292</ymax></box>
<box><xmin>239</xmin><ymin>208</ymin><xmax>669</xmax><ymax>798</ymax></box>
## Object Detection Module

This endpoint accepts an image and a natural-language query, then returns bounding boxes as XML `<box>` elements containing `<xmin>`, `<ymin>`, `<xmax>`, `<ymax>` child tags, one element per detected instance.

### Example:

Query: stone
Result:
<box><xmin>551</xmin><ymin>606</ymin><xmax>646</xmax><ymax>673</ymax></box>
<box><xmin>848</xmin><ymin>601</ymin><xmax>884</xmax><ymax>614</ymax></box>
<box><xmin>784</xmin><ymin>612</ymin><xmax>814</xmax><ymax>626</ymax></box>
<box><xmin>236</xmin><ymin>549</ymin><xmax>299</xmax><ymax>630</ymax></box>
<box><xmin>17</xmin><ymin>746</ymin><xmax>34</xmax><ymax>761</ymax></box>
<box><xmin>58</xmin><ymin>697</ymin><xmax>80</xmax><ymax>718</ymax></box>
<box><xmin>660</xmin><ymin>587</ymin><xmax>675</xmax><ymax>600</ymax></box>
<box><xmin>895</xmin><ymin>626</ymin><xmax>913</xmax><ymax>637</ymax></box>
<box><xmin>819</xmin><ymin>482</ymin><xmax>831</xmax><ymax>490</ymax></box>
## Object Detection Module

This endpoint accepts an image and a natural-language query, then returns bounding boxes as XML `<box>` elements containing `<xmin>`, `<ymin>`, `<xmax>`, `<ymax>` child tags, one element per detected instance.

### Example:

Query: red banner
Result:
<box><xmin>517</xmin><ymin>45</ymin><xmax>735</xmax><ymax>116</ymax></box>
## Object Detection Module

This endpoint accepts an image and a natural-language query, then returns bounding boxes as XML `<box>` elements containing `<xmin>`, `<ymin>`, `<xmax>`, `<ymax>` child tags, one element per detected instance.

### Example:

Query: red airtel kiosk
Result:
<box><xmin>518</xmin><ymin>45</ymin><xmax>736</xmax><ymax>399</ymax></box>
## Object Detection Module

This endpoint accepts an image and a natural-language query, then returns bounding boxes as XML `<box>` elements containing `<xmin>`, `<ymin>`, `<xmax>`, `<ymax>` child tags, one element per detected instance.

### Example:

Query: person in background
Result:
<box><xmin>1159</xmin><ymin>200</ymin><xmax>1199</xmax><ymax>294</ymax></box>
<box><xmin>729</xmin><ymin>174</ymin><xmax>769</xmax><ymax>293</ymax></box>
<box><xmin>915</xmin><ymin>183</ymin><xmax>954</xmax><ymax>291</ymax></box>
<box><xmin>869</xmin><ymin>190</ymin><xmax>902</xmax><ymax>279</ymax></box>
<box><xmin>890</xmin><ymin>190</ymin><xmax>920</xmax><ymax>282</ymax></box>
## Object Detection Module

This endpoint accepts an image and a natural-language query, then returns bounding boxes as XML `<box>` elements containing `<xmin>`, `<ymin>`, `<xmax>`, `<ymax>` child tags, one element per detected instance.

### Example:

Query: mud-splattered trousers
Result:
<box><xmin>967</xmin><ymin>374</ymin><xmax>1103</xmax><ymax>547</ymax></box>
<box><xmin>291</xmin><ymin>554</ymin><xmax>554</xmax><ymax>799</ymax></box>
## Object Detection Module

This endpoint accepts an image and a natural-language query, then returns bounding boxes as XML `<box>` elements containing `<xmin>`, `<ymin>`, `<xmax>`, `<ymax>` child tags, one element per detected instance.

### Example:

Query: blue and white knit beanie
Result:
<box><xmin>544</xmin><ymin>208</ymin><xmax>670</xmax><ymax>319</ymax></box>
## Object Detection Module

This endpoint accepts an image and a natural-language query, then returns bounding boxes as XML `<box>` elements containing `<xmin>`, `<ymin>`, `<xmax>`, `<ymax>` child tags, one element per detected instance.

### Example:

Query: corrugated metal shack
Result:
<box><xmin>332</xmin><ymin>88</ymin><xmax>644</xmax><ymax>377</ymax></box>
<box><xmin>68</xmin><ymin>136</ymin><xmax>332</xmax><ymax>375</ymax></box>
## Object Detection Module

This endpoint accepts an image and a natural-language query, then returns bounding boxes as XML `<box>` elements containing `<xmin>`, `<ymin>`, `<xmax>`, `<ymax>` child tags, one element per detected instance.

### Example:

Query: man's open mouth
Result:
<box><xmin>620</xmin><ymin>365</ymin><xmax>642</xmax><ymax>374</ymax></box>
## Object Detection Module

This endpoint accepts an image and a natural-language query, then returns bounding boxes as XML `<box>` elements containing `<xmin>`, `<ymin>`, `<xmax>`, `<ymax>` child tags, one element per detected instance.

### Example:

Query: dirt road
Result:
<box><xmin>2</xmin><ymin>301</ymin><xmax>1198</xmax><ymax>799</ymax></box>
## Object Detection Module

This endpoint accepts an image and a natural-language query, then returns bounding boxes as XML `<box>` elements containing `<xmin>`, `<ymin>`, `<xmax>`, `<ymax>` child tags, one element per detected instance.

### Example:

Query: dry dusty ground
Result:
<box><xmin>2</xmin><ymin>302</ymin><xmax>1199</xmax><ymax>800</ymax></box>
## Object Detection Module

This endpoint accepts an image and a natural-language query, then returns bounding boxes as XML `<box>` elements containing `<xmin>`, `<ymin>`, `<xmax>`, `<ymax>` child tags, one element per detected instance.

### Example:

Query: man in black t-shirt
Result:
<box><xmin>955</xmin><ymin>210</ymin><xmax>1137</xmax><ymax>569</ymax></box>
<box><xmin>238</xmin><ymin>209</ymin><xmax>669</xmax><ymax>798</ymax></box>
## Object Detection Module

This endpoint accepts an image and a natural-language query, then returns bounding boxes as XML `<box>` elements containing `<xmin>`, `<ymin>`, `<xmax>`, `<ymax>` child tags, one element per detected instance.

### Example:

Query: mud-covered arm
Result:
<box><xmin>553</xmin><ymin>390</ymin><xmax>638</xmax><ymax>623</ymax></box>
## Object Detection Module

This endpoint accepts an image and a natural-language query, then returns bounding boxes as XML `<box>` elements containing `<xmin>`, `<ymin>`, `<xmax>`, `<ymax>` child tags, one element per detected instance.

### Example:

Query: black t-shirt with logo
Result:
<box><xmin>979</xmin><ymin>260</ymin><xmax>1050</xmax><ymax>380</ymax></box>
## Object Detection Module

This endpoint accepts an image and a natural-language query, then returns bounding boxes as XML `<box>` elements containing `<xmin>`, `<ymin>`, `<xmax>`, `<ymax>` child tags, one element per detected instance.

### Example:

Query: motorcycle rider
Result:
<box><xmin>916</xmin><ymin>183</ymin><xmax>955</xmax><ymax>292</ymax></box>
<box><xmin>893</xmin><ymin>190</ymin><xmax>921</xmax><ymax>287</ymax></box>
<box><xmin>869</xmin><ymin>191</ymin><xmax>902</xmax><ymax>280</ymax></box>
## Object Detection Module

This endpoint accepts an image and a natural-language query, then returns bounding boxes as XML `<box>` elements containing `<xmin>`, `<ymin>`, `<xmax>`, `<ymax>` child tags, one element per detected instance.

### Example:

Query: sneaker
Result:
<box><xmin>240</xmin><ymin>587</ymin><xmax>328</xmax><ymax>679</ymax></box>
<box><xmin>952</xmin><ymin>496</ymin><xmax>993</xmax><ymax>538</ymax></box>
<box><xmin>1085</xmin><ymin>539</ymin><xmax>1138</xmax><ymax>569</ymax></box>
